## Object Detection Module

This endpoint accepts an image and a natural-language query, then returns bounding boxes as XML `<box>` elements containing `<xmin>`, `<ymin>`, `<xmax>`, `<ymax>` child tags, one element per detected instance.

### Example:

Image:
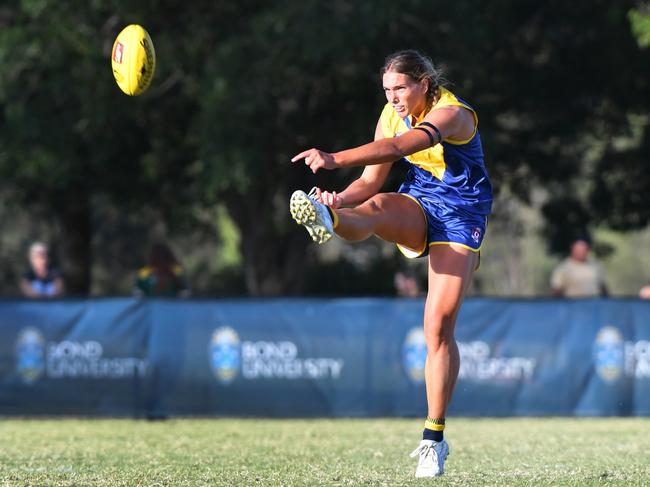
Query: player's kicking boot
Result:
<box><xmin>410</xmin><ymin>439</ymin><xmax>449</xmax><ymax>478</ymax></box>
<box><xmin>289</xmin><ymin>188</ymin><xmax>335</xmax><ymax>244</ymax></box>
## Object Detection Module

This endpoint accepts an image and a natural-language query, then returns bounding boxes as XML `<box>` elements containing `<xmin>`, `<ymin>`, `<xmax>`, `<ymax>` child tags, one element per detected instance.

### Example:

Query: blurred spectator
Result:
<box><xmin>394</xmin><ymin>269</ymin><xmax>422</xmax><ymax>297</ymax></box>
<box><xmin>640</xmin><ymin>284</ymin><xmax>650</xmax><ymax>300</ymax></box>
<box><xmin>134</xmin><ymin>242</ymin><xmax>190</xmax><ymax>297</ymax></box>
<box><xmin>551</xmin><ymin>237</ymin><xmax>608</xmax><ymax>298</ymax></box>
<box><xmin>20</xmin><ymin>242</ymin><xmax>65</xmax><ymax>298</ymax></box>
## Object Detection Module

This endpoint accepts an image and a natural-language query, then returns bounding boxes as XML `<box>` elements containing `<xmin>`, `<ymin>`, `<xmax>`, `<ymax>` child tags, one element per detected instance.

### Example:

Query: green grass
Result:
<box><xmin>1</xmin><ymin>418</ymin><xmax>649</xmax><ymax>486</ymax></box>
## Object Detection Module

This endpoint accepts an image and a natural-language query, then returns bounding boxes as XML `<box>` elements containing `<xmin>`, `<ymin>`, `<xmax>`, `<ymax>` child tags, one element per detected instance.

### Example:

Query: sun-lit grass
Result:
<box><xmin>0</xmin><ymin>417</ymin><xmax>649</xmax><ymax>486</ymax></box>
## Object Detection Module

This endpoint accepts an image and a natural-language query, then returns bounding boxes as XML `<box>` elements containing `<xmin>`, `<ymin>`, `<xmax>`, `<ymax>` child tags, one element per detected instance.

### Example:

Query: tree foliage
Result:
<box><xmin>629</xmin><ymin>2</ymin><xmax>650</xmax><ymax>48</ymax></box>
<box><xmin>0</xmin><ymin>0</ymin><xmax>648</xmax><ymax>294</ymax></box>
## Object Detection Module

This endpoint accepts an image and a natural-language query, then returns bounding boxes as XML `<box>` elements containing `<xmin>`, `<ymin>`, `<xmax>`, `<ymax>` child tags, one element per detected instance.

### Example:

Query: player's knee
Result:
<box><xmin>366</xmin><ymin>193</ymin><xmax>392</xmax><ymax>214</ymax></box>
<box><xmin>423</xmin><ymin>315</ymin><xmax>455</xmax><ymax>351</ymax></box>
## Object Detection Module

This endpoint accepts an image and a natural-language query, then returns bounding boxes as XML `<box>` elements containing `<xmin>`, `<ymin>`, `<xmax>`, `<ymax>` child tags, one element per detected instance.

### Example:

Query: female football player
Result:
<box><xmin>290</xmin><ymin>49</ymin><xmax>492</xmax><ymax>478</ymax></box>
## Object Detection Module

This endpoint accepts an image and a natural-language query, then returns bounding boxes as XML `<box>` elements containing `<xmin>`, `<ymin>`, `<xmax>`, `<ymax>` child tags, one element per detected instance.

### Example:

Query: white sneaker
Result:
<box><xmin>410</xmin><ymin>439</ymin><xmax>449</xmax><ymax>478</ymax></box>
<box><xmin>289</xmin><ymin>188</ymin><xmax>334</xmax><ymax>244</ymax></box>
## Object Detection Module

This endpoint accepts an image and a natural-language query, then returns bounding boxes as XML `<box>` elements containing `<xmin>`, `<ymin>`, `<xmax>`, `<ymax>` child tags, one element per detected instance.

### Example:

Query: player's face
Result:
<box><xmin>383</xmin><ymin>71</ymin><xmax>428</xmax><ymax>118</ymax></box>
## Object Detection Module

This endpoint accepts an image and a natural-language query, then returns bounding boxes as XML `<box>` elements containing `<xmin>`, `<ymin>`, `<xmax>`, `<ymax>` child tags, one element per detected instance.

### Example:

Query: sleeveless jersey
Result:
<box><xmin>379</xmin><ymin>87</ymin><xmax>492</xmax><ymax>216</ymax></box>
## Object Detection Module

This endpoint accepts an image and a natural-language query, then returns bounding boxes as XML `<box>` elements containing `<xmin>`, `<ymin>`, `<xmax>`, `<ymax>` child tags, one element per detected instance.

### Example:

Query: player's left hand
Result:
<box><xmin>291</xmin><ymin>148</ymin><xmax>337</xmax><ymax>173</ymax></box>
<box><xmin>310</xmin><ymin>187</ymin><xmax>343</xmax><ymax>209</ymax></box>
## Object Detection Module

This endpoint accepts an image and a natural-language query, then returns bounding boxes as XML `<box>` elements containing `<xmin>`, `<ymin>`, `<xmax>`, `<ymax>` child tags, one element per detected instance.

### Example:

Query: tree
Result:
<box><xmin>0</xmin><ymin>1</ymin><xmax>204</xmax><ymax>293</ymax></box>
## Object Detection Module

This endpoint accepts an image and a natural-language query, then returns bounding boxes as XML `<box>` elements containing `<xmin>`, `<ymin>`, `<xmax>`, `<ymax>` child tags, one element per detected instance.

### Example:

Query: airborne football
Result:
<box><xmin>111</xmin><ymin>24</ymin><xmax>156</xmax><ymax>96</ymax></box>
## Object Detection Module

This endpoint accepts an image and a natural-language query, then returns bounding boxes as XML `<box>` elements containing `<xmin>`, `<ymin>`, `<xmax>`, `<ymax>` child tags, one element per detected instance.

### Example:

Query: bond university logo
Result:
<box><xmin>209</xmin><ymin>327</ymin><xmax>241</xmax><ymax>385</ymax></box>
<box><xmin>591</xmin><ymin>325</ymin><xmax>650</xmax><ymax>381</ymax></box>
<box><xmin>458</xmin><ymin>341</ymin><xmax>536</xmax><ymax>381</ymax></box>
<box><xmin>14</xmin><ymin>327</ymin><xmax>147</xmax><ymax>383</ymax></box>
<box><xmin>209</xmin><ymin>327</ymin><xmax>344</xmax><ymax>384</ymax></box>
<box><xmin>593</xmin><ymin>326</ymin><xmax>625</xmax><ymax>382</ymax></box>
<box><xmin>402</xmin><ymin>327</ymin><xmax>537</xmax><ymax>384</ymax></box>
<box><xmin>402</xmin><ymin>327</ymin><xmax>428</xmax><ymax>383</ymax></box>
<box><xmin>15</xmin><ymin>327</ymin><xmax>45</xmax><ymax>383</ymax></box>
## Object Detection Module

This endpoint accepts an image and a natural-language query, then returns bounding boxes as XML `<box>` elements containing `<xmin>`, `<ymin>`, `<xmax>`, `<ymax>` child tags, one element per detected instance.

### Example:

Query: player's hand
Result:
<box><xmin>291</xmin><ymin>148</ymin><xmax>337</xmax><ymax>173</ymax></box>
<box><xmin>311</xmin><ymin>187</ymin><xmax>343</xmax><ymax>209</ymax></box>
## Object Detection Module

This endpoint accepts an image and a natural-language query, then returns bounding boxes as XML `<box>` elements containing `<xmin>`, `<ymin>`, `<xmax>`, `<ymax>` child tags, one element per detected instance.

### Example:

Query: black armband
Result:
<box><xmin>417</xmin><ymin>122</ymin><xmax>442</xmax><ymax>145</ymax></box>
<box><xmin>413</xmin><ymin>127</ymin><xmax>435</xmax><ymax>147</ymax></box>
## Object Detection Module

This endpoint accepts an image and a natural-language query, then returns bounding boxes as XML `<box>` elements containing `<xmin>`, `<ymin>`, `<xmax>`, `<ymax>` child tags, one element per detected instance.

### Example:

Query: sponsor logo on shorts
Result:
<box><xmin>471</xmin><ymin>227</ymin><xmax>482</xmax><ymax>244</ymax></box>
<box><xmin>113</xmin><ymin>42</ymin><xmax>124</xmax><ymax>64</ymax></box>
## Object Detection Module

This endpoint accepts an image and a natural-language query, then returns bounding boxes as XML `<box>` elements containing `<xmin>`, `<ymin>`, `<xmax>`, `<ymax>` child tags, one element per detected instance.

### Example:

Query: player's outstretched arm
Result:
<box><xmin>291</xmin><ymin>106</ymin><xmax>467</xmax><ymax>173</ymax></box>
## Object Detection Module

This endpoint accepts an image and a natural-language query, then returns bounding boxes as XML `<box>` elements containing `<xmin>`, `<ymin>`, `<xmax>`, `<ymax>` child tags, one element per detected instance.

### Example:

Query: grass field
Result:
<box><xmin>1</xmin><ymin>418</ymin><xmax>649</xmax><ymax>486</ymax></box>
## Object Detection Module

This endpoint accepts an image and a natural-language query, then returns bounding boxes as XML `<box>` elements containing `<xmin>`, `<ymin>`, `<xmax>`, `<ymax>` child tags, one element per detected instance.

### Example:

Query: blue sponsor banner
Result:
<box><xmin>147</xmin><ymin>299</ymin><xmax>370</xmax><ymax>417</ymax></box>
<box><xmin>0</xmin><ymin>299</ymin><xmax>149</xmax><ymax>416</ymax></box>
<box><xmin>0</xmin><ymin>298</ymin><xmax>649</xmax><ymax>417</ymax></box>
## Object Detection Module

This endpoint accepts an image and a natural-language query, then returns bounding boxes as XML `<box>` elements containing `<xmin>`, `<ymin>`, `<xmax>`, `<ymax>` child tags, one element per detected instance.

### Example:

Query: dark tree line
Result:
<box><xmin>1</xmin><ymin>0</ymin><xmax>648</xmax><ymax>295</ymax></box>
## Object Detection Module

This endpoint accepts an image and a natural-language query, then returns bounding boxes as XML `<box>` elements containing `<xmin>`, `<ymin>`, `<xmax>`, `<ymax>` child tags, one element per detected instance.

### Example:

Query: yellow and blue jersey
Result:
<box><xmin>380</xmin><ymin>88</ymin><xmax>492</xmax><ymax>256</ymax></box>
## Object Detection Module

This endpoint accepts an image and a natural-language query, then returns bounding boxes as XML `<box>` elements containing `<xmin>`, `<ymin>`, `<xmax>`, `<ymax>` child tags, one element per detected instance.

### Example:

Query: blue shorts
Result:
<box><xmin>396</xmin><ymin>191</ymin><xmax>488</xmax><ymax>259</ymax></box>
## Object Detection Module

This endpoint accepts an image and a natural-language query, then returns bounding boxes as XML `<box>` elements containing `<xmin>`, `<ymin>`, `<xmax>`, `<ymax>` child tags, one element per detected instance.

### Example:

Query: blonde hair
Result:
<box><xmin>28</xmin><ymin>242</ymin><xmax>48</xmax><ymax>259</ymax></box>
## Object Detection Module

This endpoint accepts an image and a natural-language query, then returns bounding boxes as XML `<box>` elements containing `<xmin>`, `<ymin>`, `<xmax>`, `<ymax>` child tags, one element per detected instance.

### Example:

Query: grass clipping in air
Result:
<box><xmin>1</xmin><ymin>417</ymin><xmax>649</xmax><ymax>486</ymax></box>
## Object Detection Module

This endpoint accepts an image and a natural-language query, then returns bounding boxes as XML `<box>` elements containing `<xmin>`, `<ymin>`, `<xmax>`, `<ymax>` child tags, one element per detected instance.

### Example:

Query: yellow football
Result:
<box><xmin>111</xmin><ymin>24</ymin><xmax>156</xmax><ymax>96</ymax></box>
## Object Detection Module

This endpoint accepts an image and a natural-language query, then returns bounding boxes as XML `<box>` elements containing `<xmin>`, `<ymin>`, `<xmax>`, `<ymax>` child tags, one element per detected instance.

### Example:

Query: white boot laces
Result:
<box><xmin>410</xmin><ymin>442</ymin><xmax>438</xmax><ymax>462</ymax></box>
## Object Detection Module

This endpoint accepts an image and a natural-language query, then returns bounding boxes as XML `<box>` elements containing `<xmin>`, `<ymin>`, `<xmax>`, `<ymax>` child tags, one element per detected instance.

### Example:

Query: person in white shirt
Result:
<box><xmin>551</xmin><ymin>238</ymin><xmax>608</xmax><ymax>298</ymax></box>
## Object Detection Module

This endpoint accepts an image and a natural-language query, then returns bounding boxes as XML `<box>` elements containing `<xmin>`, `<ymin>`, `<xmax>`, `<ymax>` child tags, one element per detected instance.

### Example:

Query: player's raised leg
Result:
<box><xmin>411</xmin><ymin>243</ymin><xmax>478</xmax><ymax>477</ymax></box>
<box><xmin>291</xmin><ymin>189</ymin><xmax>426</xmax><ymax>252</ymax></box>
<box><xmin>334</xmin><ymin>193</ymin><xmax>425</xmax><ymax>251</ymax></box>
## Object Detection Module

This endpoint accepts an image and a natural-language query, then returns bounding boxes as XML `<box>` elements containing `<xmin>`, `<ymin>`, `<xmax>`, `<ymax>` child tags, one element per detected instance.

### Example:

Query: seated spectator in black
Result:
<box><xmin>20</xmin><ymin>242</ymin><xmax>65</xmax><ymax>298</ymax></box>
<box><xmin>134</xmin><ymin>242</ymin><xmax>190</xmax><ymax>297</ymax></box>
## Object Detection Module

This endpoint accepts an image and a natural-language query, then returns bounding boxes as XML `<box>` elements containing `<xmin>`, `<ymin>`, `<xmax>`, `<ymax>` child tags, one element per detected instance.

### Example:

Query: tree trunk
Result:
<box><xmin>59</xmin><ymin>186</ymin><xmax>92</xmax><ymax>296</ymax></box>
<box><xmin>240</xmin><ymin>231</ymin><xmax>307</xmax><ymax>296</ymax></box>
<box><xmin>226</xmin><ymin>190</ymin><xmax>308</xmax><ymax>296</ymax></box>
